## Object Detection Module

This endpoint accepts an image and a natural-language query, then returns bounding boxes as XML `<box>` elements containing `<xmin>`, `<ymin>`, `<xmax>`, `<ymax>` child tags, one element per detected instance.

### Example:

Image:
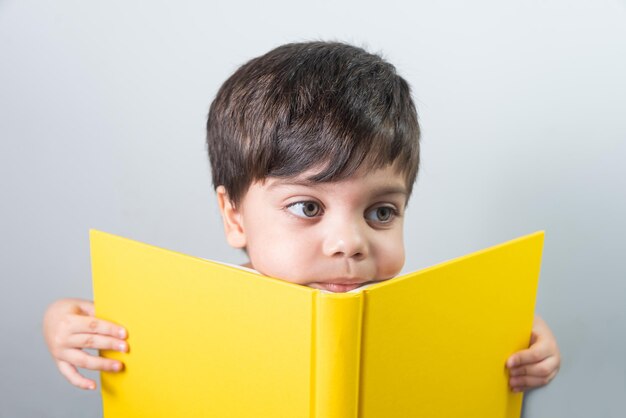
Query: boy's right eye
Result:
<box><xmin>286</xmin><ymin>201</ymin><xmax>323</xmax><ymax>218</ymax></box>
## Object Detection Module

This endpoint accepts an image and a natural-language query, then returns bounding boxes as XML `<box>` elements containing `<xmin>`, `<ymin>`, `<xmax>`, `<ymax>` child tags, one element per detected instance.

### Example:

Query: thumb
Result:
<box><xmin>75</xmin><ymin>299</ymin><xmax>95</xmax><ymax>316</ymax></box>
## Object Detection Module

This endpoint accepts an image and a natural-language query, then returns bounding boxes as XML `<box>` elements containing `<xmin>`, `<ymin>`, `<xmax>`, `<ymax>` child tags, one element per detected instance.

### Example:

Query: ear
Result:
<box><xmin>216</xmin><ymin>186</ymin><xmax>247</xmax><ymax>249</ymax></box>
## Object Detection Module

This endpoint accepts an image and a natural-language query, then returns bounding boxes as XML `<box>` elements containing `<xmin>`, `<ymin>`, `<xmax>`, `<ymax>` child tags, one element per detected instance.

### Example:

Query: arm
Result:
<box><xmin>43</xmin><ymin>298</ymin><xmax>129</xmax><ymax>390</ymax></box>
<box><xmin>506</xmin><ymin>315</ymin><xmax>560</xmax><ymax>392</ymax></box>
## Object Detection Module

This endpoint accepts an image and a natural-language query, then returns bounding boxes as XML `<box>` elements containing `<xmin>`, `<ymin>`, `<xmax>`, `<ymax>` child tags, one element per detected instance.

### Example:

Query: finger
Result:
<box><xmin>510</xmin><ymin>370</ymin><xmax>558</xmax><ymax>391</ymax></box>
<box><xmin>506</xmin><ymin>342</ymin><xmax>551</xmax><ymax>368</ymax></box>
<box><xmin>64</xmin><ymin>315</ymin><xmax>127</xmax><ymax>339</ymax></box>
<box><xmin>61</xmin><ymin>348</ymin><xmax>124</xmax><ymax>373</ymax></box>
<box><xmin>57</xmin><ymin>360</ymin><xmax>97</xmax><ymax>390</ymax></box>
<box><xmin>509</xmin><ymin>355</ymin><xmax>560</xmax><ymax>378</ymax></box>
<box><xmin>66</xmin><ymin>333</ymin><xmax>129</xmax><ymax>353</ymax></box>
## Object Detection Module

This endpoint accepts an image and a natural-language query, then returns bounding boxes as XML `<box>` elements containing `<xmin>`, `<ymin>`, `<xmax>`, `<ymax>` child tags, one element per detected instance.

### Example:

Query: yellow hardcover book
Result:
<box><xmin>90</xmin><ymin>229</ymin><xmax>544</xmax><ymax>418</ymax></box>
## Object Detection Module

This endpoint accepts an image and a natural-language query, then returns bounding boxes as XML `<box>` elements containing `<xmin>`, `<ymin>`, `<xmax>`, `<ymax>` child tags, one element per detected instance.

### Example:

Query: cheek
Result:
<box><xmin>245</xmin><ymin>220</ymin><xmax>317</xmax><ymax>285</ymax></box>
<box><xmin>375</xmin><ymin>228</ymin><xmax>405</xmax><ymax>279</ymax></box>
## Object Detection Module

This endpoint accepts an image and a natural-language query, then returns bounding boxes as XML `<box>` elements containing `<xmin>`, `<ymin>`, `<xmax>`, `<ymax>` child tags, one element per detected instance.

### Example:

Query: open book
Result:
<box><xmin>90</xmin><ymin>229</ymin><xmax>544</xmax><ymax>418</ymax></box>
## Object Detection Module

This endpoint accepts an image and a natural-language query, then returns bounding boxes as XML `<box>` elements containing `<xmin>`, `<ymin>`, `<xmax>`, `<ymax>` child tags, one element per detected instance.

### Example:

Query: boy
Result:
<box><xmin>43</xmin><ymin>41</ymin><xmax>560</xmax><ymax>394</ymax></box>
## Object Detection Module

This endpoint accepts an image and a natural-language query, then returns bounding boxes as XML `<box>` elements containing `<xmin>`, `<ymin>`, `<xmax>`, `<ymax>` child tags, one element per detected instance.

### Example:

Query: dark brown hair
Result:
<box><xmin>206</xmin><ymin>41</ymin><xmax>420</xmax><ymax>206</ymax></box>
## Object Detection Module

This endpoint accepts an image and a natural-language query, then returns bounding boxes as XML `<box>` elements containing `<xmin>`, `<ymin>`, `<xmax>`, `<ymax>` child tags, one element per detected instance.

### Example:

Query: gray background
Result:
<box><xmin>1</xmin><ymin>0</ymin><xmax>625</xmax><ymax>417</ymax></box>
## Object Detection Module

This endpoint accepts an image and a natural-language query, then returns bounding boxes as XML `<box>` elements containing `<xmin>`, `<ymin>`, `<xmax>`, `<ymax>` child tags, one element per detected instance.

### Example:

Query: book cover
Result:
<box><xmin>90</xmin><ymin>229</ymin><xmax>544</xmax><ymax>418</ymax></box>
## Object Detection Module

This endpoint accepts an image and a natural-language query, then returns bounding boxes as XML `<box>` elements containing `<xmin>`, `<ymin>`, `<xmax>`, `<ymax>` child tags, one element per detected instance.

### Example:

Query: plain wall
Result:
<box><xmin>1</xmin><ymin>1</ymin><xmax>625</xmax><ymax>417</ymax></box>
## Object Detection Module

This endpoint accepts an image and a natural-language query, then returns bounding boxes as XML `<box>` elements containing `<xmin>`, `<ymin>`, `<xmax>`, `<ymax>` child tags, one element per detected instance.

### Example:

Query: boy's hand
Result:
<box><xmin>43</xmin><ymin>298</ymin><xmax>128</xmax><ymax>390</ymax></box>
<box><xmin>506</xmin><ymin>315</ymin><xmax>560</xmax><ymax>392</ymax></box>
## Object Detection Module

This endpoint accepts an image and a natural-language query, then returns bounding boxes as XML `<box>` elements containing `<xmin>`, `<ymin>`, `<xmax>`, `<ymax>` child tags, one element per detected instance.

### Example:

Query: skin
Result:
<box><xmin>217</xmin><ymin>165</ymin><xmax>408</xmax><ymax>292</ymax></box>
<box><xmin>43</xmin><ymin>165</ymin><xmax>560</xmax><ymax>391</ymax></box>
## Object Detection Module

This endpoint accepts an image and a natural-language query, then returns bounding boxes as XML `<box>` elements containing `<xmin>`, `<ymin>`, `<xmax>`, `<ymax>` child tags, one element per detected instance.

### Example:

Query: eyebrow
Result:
<box><xmin>268</xmin><ymin>180</ymin><xmax>408</xmax><ymax>198</ymax></box>
<box><xmin>369</xmin><ymin>186</ymin><xmax>409</xmax><ymax>198</ymax></box>
<box><xmin>267</xmin><ymin>178</ymin><xmax>317</xmax><ymax>190</ymax></box>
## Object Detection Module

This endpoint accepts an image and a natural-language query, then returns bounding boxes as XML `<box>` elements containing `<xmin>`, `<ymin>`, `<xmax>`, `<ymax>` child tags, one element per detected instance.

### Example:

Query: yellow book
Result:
<box><xmin>90</xmin><ymin>229</ymin><xmax>544</xmax><ymax>418</ymax></box>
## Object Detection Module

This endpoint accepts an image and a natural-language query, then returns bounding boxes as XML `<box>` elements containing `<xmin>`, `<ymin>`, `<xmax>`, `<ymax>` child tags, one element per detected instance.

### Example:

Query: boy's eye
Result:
<box><xmin>365</xmin><ymin>206</ymin><xmax>397</xmax><ymax>223</ymax></box>
<box><xmin>287</xmin><ymin>201</ymin><xmax>322</xmax><ymax>218</ymax></box>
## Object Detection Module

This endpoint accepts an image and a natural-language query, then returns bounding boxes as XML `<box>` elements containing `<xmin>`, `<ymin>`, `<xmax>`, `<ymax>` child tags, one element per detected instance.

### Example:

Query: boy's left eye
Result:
<box><xmin>365</xmin><ymin>206</ymin><xmax>397</xmax><ymax>223</ymax></box>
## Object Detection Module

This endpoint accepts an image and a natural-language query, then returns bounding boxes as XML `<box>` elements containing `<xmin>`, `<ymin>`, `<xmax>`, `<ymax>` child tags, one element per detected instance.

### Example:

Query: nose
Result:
<box><xmin>322</xmin><ymin>218</ymin><xmax>369</xmax><ymax>260</ymax></box>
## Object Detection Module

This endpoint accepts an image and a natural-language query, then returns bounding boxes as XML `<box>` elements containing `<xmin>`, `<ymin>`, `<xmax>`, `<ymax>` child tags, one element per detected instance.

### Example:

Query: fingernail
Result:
<box><xmin>119</xmin><ymin>328</ymin><xmax>126</xmax><ymax>339</ymax></box>
<box><xmin>118</xmin><ymin>343</ymin><xmax>126</xmax><ymax>352</ymax></box>
<box><xmin>113</xmin><ymin>362</ymin><xmax>121</xmax><ymax>371</ymax></box>
<box><xmin>506</xmin><ymin>358</ymin><xmax>515</xmax><ymax>368</ymax></box>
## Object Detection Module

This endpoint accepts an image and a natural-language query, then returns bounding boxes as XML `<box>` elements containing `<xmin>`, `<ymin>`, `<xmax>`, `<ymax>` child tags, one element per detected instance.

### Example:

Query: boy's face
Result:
<box><xmin>217</xmin><ymin>164</ymin><xmax>407</xmax><ymax>292</ymax></box>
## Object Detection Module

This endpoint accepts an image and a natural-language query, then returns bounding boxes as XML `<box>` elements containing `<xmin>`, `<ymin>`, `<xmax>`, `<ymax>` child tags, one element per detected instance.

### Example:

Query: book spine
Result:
<box><xmin>312</xmin><ymin>293</ymin><xmax>363</xmax><ymax>418</ymax></box>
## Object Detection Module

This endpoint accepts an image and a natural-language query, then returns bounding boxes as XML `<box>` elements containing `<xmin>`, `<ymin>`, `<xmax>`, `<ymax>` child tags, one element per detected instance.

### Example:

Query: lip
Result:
<box><xmin>310</xmin><ymin>282</ymin><xmax>372</xmax><ymax>293</ymax></box>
